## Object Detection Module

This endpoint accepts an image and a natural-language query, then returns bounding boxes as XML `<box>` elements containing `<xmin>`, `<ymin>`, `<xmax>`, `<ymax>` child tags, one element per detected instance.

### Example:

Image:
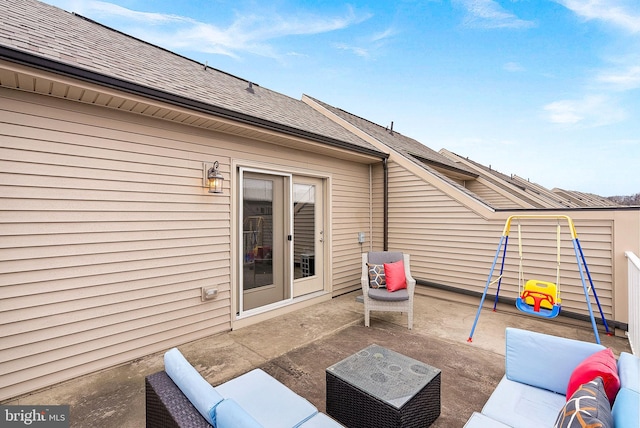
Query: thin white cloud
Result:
<box><xmin>504</xmin><ymin>62</ymin><xmax>524</xmax><ymax>72</ymax></box>
<box><xmin>46</xmin><ymin>0</ymin><xmax>372</xmax><ymax>59</ymax></box>
<box><xmin>334</xmin><ymin>43</ymin><xmax>370</xmax><ymax>58</ymax></box>
<box><xmin>452</xmin><ymin>0</ymin><xmax>536</xmax><ymax>29</ymax></box>
<box><xmin>556</xmin><ymin>0</ymin><xmax>640</xmax><ymax>33</ymax></box>
<box><xmin>597</xmin><ymin>64</ymin><xmax>640</xmax><ymax>90</ymax></box>
<box><xmin>543</xmin><ymin>95</ymin><xmax>627</xmax><ymax>126</ymax></box>
<box><xmin>371</xmin><ymin>27</ymin><xmax>397</xmax><ymax>42</ymax></box>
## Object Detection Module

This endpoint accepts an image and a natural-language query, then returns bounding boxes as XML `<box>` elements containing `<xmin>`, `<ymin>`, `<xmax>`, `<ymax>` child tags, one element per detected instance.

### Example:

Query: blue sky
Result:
<box><xmin>42</xmin><ymin>0</ymin><xmax>639</xmax><ymax>196</ymax></box>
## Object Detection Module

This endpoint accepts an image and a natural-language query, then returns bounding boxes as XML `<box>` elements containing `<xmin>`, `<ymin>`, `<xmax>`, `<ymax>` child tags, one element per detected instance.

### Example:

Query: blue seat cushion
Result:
<box><xmin>216</xmin><ymin>369</ymin><xmax>318</xmax><ymax>427</ymax></box>
<box><xmin>481</xmin><ymin>375</ymin><xmax>566</xmax><ymax>428</ymax></box>
<box><xmin>617</xmin><ymin>352</ymin><xmax>640</xmax><ymax>393</ymax></box>
<box><xmin>612</xmin><ymin>388</ymin><xmax>639</xmax><ymax>428</ymax></box>
<box><xmin>463</xmin><ymin>412</ymin><xmax>511</xmax><ymax>428</ymax></box>
<box><xmin>298</xmin><ymin>413</ymin><xmax>345</xmax><ymax>427</ymax></box>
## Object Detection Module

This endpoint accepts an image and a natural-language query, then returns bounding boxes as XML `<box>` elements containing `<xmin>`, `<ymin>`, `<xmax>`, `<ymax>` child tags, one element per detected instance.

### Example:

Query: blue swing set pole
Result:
<box><xmin>468</xmin><ymin>234</ymin><xmax>507</xmax><ymax>343</ymax></box>
<box><xmin>575</xmin><ymin>237</ymin><xmax>612</xmax><ymax>336</ymax></box>
<box><xmin>572</xmin><ymin>238</ymin><xmax>601</xmax><ymax>345</ymax></box>
<box><xmin>492</xmin><ymin>235</ymin><xmax>509</xmax><ymax>311</ymax></box>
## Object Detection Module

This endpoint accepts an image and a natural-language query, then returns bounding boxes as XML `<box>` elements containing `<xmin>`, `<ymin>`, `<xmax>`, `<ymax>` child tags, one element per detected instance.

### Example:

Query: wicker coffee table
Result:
<box><xmin>326</xmin><ymin>344</ymin><xmax>441</xmax><ymax>428</ymax></box>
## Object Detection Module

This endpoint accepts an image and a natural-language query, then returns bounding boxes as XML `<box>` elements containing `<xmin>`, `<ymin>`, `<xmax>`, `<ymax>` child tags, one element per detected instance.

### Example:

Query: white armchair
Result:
<box><xmin>360</xmin><ymin>251</ymin><xmax>416</xmax><ymax>329</ymax></box>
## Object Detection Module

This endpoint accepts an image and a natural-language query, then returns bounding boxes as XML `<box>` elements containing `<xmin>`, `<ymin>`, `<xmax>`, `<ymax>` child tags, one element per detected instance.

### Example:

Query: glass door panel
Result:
<box><xmin>241</xmin><ymin>171</ymin><xmax>290</xmax><ymax>311</ymax></box>
<box><xmin>293</xmin><ymin>177</ymin><xmax>324</xmax><ymax>297</ymax></box>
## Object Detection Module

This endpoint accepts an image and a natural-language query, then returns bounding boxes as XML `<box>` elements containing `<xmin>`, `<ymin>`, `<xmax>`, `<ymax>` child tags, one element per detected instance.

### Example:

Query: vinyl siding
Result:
<box><xmin>330</xmin><ymin>163</ymin><xmax>375</xmax><ymax>292</ymax></box>
<box><xmin>0</xmin><ymin>89</ymin><xmax>378</xmax><ymax>400</ymax></box>
<box><xmin>384</xmin><ymin>160</ymin><xmax>615</xmax><ymax>320</ymax></box>
<box><xmin>463</xmin><ymin>179</ymin><xmax>524</xmax><ymax>209</ymax></box>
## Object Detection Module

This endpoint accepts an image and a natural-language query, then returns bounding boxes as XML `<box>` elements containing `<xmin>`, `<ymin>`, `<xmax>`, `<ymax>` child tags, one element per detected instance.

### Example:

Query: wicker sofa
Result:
<box><xmin>145</xmin><ymin>348</ymin><xmax>344</xmax><ymax>427</ymax></box>
<box><xmin>464</xmin><ymin>328</ymin><xmax>639</xmax><ymax>427</ymax></box>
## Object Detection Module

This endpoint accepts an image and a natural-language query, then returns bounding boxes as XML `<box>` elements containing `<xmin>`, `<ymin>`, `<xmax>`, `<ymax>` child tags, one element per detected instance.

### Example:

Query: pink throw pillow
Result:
<box><xmin>384</xmin><ymin>260</ymin><xmax>406</xmax><ymax>292</ymax></box>
<box><xmin>566</xmin><ymin>348</ymin><xmax>620</xmax><ymax>406</ymax></box>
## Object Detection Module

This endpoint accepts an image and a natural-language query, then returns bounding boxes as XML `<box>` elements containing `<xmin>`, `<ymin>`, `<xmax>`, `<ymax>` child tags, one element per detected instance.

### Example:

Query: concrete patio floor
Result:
<box><xmin>4</xmin><ymin>288</ymin><xmax>632</xmax><ymax>427</ymax></box>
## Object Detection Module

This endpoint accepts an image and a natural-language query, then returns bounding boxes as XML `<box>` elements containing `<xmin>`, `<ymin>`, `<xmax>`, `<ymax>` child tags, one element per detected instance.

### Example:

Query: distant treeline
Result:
<box><xmin>607</xmin><ymin>193</ymin><xmax>640</xmax><ymax>206</ymax></box>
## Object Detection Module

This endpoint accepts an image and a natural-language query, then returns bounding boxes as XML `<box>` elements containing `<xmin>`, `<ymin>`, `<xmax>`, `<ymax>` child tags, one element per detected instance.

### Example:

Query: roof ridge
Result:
<box><xmin>304</xmin><ymin>94</ymin><xmax>400</xmax><ymax>136</ymax></box>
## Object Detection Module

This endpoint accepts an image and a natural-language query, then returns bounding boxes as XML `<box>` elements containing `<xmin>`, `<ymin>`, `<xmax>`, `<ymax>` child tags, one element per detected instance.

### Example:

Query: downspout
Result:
<box><xmin>383</xmin><ymin>158</ymin><xmax>388</xmax><ymax>251</ymax></box>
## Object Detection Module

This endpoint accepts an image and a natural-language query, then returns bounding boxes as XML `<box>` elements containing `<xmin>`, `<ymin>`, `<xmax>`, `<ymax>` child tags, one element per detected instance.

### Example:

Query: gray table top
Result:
<box><xmin>326</xmin><ymin>344</ymin><xmax>441</xmax><ymax>409</ymax></box>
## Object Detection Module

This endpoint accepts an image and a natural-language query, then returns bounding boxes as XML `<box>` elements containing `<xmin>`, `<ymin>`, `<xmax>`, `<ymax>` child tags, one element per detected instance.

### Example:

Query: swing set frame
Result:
<box><xmin>467</xmin><ymin>214</ymin><xmax>611</xmax><ymax>344</ymax></box>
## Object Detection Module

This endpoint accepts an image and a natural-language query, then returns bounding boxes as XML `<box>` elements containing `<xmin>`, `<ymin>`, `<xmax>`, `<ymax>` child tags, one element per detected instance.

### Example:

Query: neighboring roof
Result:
<box><xmin>440</xmin><ymin>150</ymin><xmax>624</xmax><ymax>209</ymax></box>
<box><xmin>552</xmin><ymin>188</ymin><xmax>619</xmax><ymax>208</ymax></box>
<box><xmin>440</xmin><ymin>149</ymin><xmax>567</xmax><ymax>208</ymax></box>
<box><xmin>305</xmin><ymin>96</ymin><xmax>478</xmax><ymax>180</ymax></box>
<box><xmin>0</xmin><ymin>0</ymin><xmax>384</xmax><ymax>159</ymax></box>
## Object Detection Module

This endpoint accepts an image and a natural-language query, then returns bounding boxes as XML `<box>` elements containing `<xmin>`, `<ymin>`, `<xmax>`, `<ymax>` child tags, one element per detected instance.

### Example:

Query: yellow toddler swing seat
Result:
<box><xmin>515</xmin><ymin>279</ymin><xmax>561</xmax><ymax>318</ymax></box>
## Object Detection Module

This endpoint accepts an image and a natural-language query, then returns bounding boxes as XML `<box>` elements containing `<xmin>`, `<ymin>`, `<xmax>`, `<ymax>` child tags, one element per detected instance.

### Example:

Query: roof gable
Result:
<box><xmin>304</xmin><ymin>95</ymin><xmax>477</xmax><ymax>179</ymax></box>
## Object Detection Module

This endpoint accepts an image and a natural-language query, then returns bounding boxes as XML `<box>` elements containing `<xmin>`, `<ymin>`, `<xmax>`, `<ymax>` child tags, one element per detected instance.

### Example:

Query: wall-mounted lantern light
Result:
<box><xmin>204</xmin><ymin>161</ymin><xmax>224</xmax><ymax>194</ymax></box>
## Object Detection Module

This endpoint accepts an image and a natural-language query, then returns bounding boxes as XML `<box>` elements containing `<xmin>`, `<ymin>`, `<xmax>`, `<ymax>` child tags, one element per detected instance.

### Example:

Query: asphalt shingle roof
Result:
<box><xmin>306</xmin><ymin>96</ymin><xmax>477</xmax><ymax>176</ymax></box>
<box><xmin>0</xmin><ymin>0</ymin><xmax>382</xmax><ymax>156</ymax></box>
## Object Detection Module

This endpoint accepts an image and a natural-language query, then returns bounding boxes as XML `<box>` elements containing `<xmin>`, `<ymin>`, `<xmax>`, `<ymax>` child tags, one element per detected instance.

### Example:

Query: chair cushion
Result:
<box><xmin>368</xmin><ymin>251</ymin><xmax>403</xmax><ymax>265</ymax></box>
<box><xmin>505</xmin><ymin>328</ymin><xmax>604</xmax><ymax>395</ymax></box>
<box><xmin>482</xmin><ymin>375</ymin><xmax>567</xmax><ymax>428</ymax></box>
<box><xmin>298</xmin><ymin>412</ymin><xmax>345</xmax><ymax>427</ymax></box>
<box><xmin>554</xmin><ymin>377</ymin><xmax>613</xmax><ymax>428</ymax></box>
<box><xmin>611</xmin><ymin>388</ymin><xmax>639</xmax><ymax>428</ymax></box>
<box><xmin>215</xmin><ymin>369</ymin><xmax>318</xmax><ymax>427</ymax></box>
<box><xmin>366</xmin><ymin>263</ymin><xmax>386</xmax><ymax>288</ymax></box>
<box><xmin>215</xmin><ymin>398</ymin><xmax>263</xmax><ymax>428</ymax></box>
<box><xmin>566</xmin><ymin>348</ymin><xmax>620</xmax><ymax>405</ymax></box>
<box><xmin>163</xmin><ymin>348</ymin><xmax>224</xmax><ymax>427</ymax></box>
<box><xmin>368</xmin><ymin>287</ymin><xmax>409</xmax><ymax>301</ymax></box>
<box><xmin>384</xmin><ymin>260</ymin><xmax>406</xmax><ymax>292</ymax></box>
<box><xmin>617</xmin><ymin>352</ymin><xmax>640</xmax><ymax>392</ymax></box>
<box><xmin>463</xmin><ymin>412</ymin><xmax>511</xmax><ymax>427</ymax></box>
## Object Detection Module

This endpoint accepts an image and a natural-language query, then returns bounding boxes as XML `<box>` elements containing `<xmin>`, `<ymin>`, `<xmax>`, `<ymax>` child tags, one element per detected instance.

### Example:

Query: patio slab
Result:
<box><xmin>2</xmin><ymin>288</ymin><xmax>631</xmax><ymax>427</ymax></box>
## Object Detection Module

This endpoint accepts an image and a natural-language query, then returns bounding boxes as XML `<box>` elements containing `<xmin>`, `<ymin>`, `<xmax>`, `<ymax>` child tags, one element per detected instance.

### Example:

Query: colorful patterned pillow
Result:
<box><xmin>366</xmin><ymin>263</ymin><xmax>386</xmax><ymax>288</ymax></box>
<box><xmin>554</xmin><ymin>376</ymin><xmax>613</xmax><ymax>428</ymax></box>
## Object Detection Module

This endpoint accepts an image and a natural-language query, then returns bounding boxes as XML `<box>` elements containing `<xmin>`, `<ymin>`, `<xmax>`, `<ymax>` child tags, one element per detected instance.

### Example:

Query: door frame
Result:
<box><xmin>231</xmin><ymin>160</ymin><xmax>332</xmax><ymax>323</ymax></box>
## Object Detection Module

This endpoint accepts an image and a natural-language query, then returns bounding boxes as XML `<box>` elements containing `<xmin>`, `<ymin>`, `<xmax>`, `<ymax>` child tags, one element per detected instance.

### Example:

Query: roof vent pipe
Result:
<box><xmin>389</xmin><ymin>121</ymin><xmax>394</xmax><ymax>135</ymax></box>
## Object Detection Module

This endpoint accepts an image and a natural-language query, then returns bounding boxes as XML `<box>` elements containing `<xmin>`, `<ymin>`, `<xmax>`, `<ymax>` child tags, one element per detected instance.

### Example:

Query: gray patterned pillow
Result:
<box><xmin>366</xmin><ymin>263</ymin><xmax>386</xmax><ymax>288</ymax></box>
<box><xmin>554</xmin><ymin>376</ymin><xmax>613</xmax><ymax>428</ymax></box>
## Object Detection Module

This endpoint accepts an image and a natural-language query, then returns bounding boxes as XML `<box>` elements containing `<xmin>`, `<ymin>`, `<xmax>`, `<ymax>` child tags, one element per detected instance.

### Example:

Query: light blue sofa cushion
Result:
<box><xmin>215</xmin><ymin>398</ymin><xmax>263</xmax><ymax>428</ymax></box>
<box><xmin>297</xmin><ymin>412</ymin><xmax>345</xmax><ymax>427</ymax></box>
<box><xmin>612</xmin><ymin>388</ymin><xmax>639</xmax><ymax>428</ymax></box>
<box><xmin>505</xmin><ymin>327</ymin><xmax>604</xmax><ymax>394</ymax></box>
<box><xmin>163</xmin><ymin>348</ymin><xmax>224</xmax><ymax>427</ymax></box>
<box><xmin>482</xmin><ymin>375</ymin><xmax>566</xmax><ymax>428</ymax></box>
<box><xmin>617</xmin><ymin>352</ymin><xmax>640</xmax><ymax>393</ymax></box>
<box><xmin>216</xmin><ymin>368</ymin><xmax>318</xmax><ymax>427</ymax></box>
<box><xmin>463</xmin><ymin>412</ymin><xmax>511</xmax><ymax>427</ymax></box>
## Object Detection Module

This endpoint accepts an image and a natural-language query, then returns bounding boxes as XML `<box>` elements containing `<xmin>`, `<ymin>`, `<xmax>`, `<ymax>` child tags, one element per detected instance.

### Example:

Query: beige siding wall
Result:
<box><xmin>330</xmin><ymin>163</ymin><xmax>377</xmax><ymax>294</ymax></box>
<box><xmin>0</xmin><ymin>89</ymin><xmax>376</xmax><ymax>400</ymax></box>
<box><xmin>463</xmin><ymin>179</ymin><xmax>523</xmax><ymax>209</ymax></box>
<box><xmin>384</xmin><ymin>160</ymin><xmax>630</xmax><ymax>324</ymax></box>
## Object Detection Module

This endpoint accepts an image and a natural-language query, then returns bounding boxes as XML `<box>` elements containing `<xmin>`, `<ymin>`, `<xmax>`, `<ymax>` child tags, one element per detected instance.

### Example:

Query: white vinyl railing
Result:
<box><xmin>626</xmin><ymin>251</ymin><xmax>640</xmax><ymax>355</ymax></box>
